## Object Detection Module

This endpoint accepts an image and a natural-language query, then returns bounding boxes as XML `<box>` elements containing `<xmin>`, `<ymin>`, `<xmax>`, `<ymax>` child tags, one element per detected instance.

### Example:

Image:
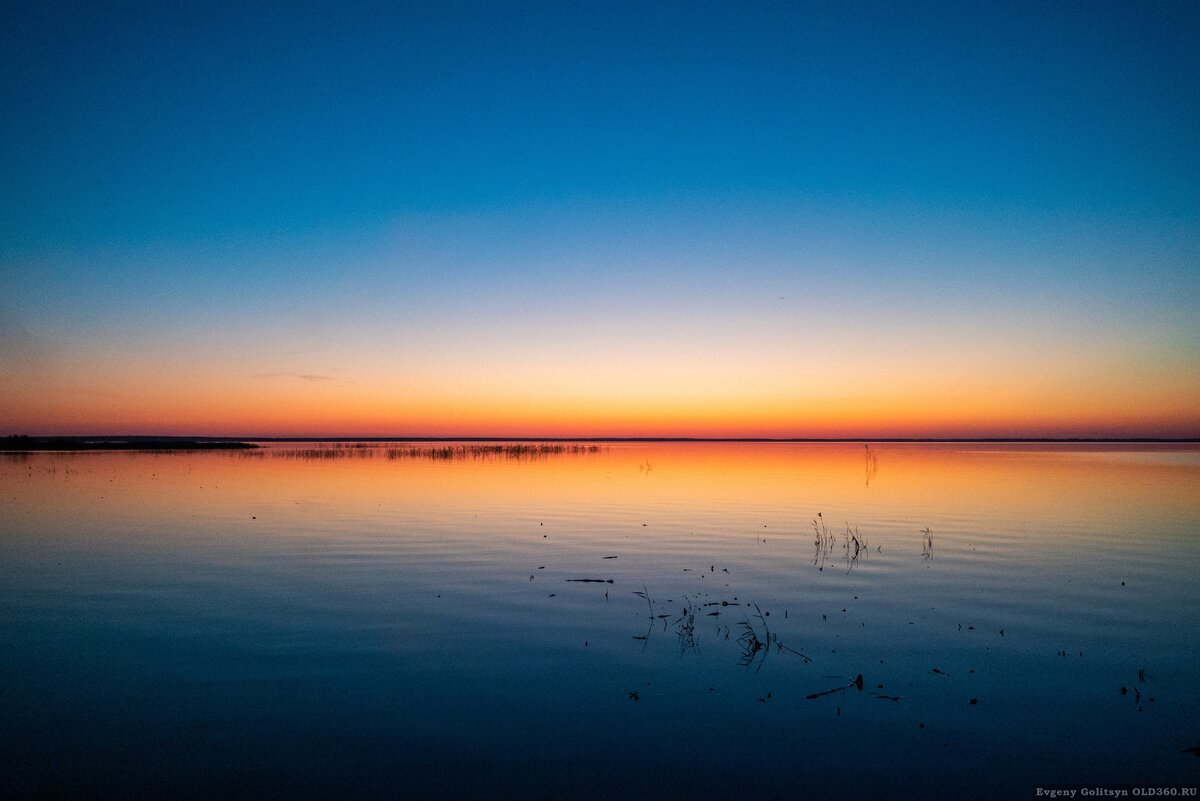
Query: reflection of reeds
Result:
<box><xmin>864</xmin><ymin>444</ymin><xmax>879</xmax><ymax>487</ymax></box>
<box><xmin>921</xmin><ymin>527</ymin><xmax>934</xmax><ymax>561</ymax></box>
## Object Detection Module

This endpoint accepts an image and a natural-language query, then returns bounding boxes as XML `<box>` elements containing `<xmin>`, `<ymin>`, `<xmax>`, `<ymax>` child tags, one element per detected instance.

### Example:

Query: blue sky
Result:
<box><xmin>4</xmin><ymin>1</ymin><xmax>1198</xmax><ymax>248</ymax></box>
<box><xmin>1</xmin><ymin>1</ymin><xmax>1197</xmax><ymax>436</ymax></box>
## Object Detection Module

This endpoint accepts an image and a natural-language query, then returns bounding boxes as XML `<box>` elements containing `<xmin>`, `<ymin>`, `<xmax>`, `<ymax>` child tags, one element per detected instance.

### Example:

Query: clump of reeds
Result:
<box><xmin>812</xmin><ymin>514</ymin><xmax>868</xmax><ymax>572</ymax></box>
<box><xmin>631</xmin><ymin>586</ymin><xmax>666</xmax><ymax>642</ymax></box>
<box><xmin>272</xmin><ymin>442</ymin><xmax>376</xmax><ymax>460</ymax></box>
<box><xmin>271</xmin><ymin>442</ymin><xmax>604</xmax><ymax>461</ymax></box>
<box><xmin>812</xmin><ymin>512</ymin><xmax>835</xmax><ymax>571</ymax></box>
<box><xmin>385</xmin><ymin>444</ymin><xmax>603</xmax><ymax>462</ymax></box>
<box><xmin>736</xmin><ymin>604</ymin><xmax>811</xmax><ymax>671</ymax></box>
<box><xmin>864</xmin><ymin>443</ymin><xmax>879</xmax><ymax>470</ymax></box>
<box><xmin>843</xmin><ymin>524</ymin><xmax>868</xmax><ymax>572</ymax></box>
<box><xmin>273</xmin><ymin>447</ymin><xmax>362</xmax><ymax>460</ymax></box>
<box><xmin>675</xmin><ymin>597</ymin><xmax>699</xmax><ymax>654</ymax></box>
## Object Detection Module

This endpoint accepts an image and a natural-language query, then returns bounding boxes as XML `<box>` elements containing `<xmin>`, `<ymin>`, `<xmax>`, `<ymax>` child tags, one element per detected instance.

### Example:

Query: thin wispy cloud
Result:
<box><xmin>251</xmin><ymin>372</ymin><xmax>338</xmax><ymax>383</ymax></box>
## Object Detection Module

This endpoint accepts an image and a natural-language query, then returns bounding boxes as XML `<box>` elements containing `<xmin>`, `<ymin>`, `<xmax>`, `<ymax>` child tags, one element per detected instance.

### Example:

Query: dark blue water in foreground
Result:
<box><xmin>3</xmin><ymin>443</ymin><xmax>1198</xmax><ymax>799</ymax></box>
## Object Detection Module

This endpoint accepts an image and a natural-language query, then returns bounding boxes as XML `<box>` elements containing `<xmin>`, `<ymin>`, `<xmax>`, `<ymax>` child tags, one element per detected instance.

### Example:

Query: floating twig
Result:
<box><xmin>806</xmin><ymin>674</ymin><xmax>865</xmax><ymax>700</ymax></box>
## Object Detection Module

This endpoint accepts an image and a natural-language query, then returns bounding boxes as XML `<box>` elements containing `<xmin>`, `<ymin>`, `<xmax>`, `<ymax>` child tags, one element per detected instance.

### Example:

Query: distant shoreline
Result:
<box><xmin>3</xmin><ymin>434</ymin><xmax>1197</xmax><ymax>452</ymax></box>
<box><xmin>241</xmin><ymin>436</ymin><xmax>1200</xmax><ymax>443</ymax></box>
<box><xmin>0</xmin><ymin>437</ymin><xmax>258</xmax><ymax>452</ymax></box>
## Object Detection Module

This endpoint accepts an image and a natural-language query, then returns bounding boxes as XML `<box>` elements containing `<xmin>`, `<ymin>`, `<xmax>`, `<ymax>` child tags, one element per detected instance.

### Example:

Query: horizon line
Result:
<box><xmin>6</xmin><ymin>434</ymin><xmax>1199</xmax><ymax>444</ymax></box>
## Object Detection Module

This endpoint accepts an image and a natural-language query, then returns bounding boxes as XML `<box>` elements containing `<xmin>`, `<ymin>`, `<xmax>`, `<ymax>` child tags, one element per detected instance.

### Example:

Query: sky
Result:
<box><xmin>1</xmin><ymin>0</ymin><xmax>1198</xmax><ymax>438</ymax></box>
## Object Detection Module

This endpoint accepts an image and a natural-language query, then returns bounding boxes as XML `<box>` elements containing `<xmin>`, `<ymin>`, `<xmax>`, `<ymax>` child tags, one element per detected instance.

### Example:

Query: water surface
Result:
<box><xmin>3</xmin><ymin>442</ymin><xmax>1198</xmax><ymax>799</ymax></box>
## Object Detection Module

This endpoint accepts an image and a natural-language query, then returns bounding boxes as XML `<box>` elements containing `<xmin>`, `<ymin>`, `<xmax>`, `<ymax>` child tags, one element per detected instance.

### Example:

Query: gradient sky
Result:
<box><xmin>2</xmin><ymin>0</ymin><xmax>1198</xmax><ymax>438</ymax></box>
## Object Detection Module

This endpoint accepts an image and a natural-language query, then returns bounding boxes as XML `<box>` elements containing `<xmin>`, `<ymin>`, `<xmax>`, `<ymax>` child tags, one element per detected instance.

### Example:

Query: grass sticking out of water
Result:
<box><xmin>269</xmin><ymin>443</ymin><xmax>604</xmax><ymax>461</ymax></box>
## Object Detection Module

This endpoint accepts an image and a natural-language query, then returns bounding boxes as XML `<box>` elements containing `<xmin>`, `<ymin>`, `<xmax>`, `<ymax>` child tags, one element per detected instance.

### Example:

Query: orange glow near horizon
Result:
<box><xmin>5</xmin><ymin>379</ymin><xmax>1197</xmax><ymax>439</ymax></box>
<box><xmin>3</xmin><ymin>320</ymin><xmax>1197</xmax><ymax>439</ymax></box>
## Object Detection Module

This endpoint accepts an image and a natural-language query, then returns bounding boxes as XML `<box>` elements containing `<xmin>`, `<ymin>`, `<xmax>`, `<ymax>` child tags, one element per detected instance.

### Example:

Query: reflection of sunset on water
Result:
<box><xmin>4</xmin><ymin>443</ymin><xmax>1199</xmax><ymax>798</ymax></box>
<box><xmin>11</xmin><ymin>442</ymin><xmax>1197</xmax><ymax>551</ymax></box>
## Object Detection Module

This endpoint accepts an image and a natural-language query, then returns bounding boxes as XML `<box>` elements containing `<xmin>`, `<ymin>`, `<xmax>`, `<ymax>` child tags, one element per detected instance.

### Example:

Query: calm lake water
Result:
<box><xmin>3</xmin><ymin>442</ymin><xmax>1198</xmax><ymax>799</ymax></box>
